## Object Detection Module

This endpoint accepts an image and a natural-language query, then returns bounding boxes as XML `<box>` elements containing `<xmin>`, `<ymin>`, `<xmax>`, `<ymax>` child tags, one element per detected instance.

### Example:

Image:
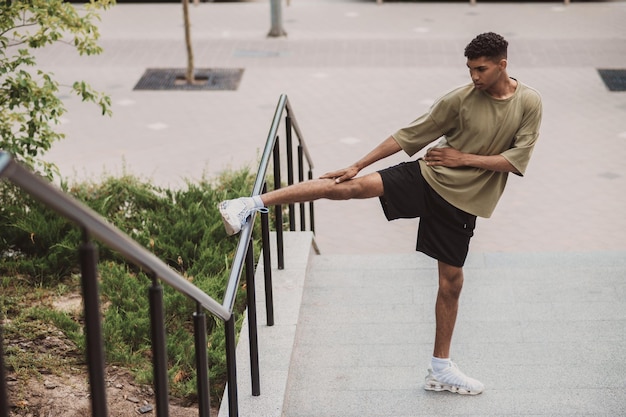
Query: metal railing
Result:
<box><xmin>222</xmin><ymin>93</ymin><xmax>315</xmax><ymax>413</ymax></box>
<box><xmin>0</xmin><ymin>94</ymin><xmax>315</xmax><ymax>417</ymax></box>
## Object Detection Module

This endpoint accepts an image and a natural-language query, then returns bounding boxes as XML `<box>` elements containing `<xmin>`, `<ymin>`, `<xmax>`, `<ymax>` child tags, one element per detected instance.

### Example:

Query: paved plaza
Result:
<box><xmin>41</xmin><ymin>0</ymin><xmax>626</xmax><ymax>255</ymax></box>
<box><xmin>32</xmin><ymin>0</ymin><xmax>626</xmax><ymax>415</ymax></box>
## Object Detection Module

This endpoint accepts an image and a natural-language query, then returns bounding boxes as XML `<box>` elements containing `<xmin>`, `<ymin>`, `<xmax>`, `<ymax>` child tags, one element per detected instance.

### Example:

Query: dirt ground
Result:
<box><xmin>6</xmin><ymin>365</ymin><xmax>215</xmax><ymax>417</ymax></box>
<box><xmin>4</xmin><ymin>294</ymin><xmax>219</xmax><ymax>417</ymax></box>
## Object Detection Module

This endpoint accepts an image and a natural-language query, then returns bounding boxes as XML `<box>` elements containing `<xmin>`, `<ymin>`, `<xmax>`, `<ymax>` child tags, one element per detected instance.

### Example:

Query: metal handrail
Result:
<box><xmin>0</xmin><ymin>94</ymin><xmax>315</xmax><ymax>417</ymax></box>
<box><xmin>0</xmin><ymin>154</ymin><xmax>229</xmax><ymax>320</ymax></box>
<box><xmin>223</xmin><ymin>94</ymin><xmax>314</xmax><ymax>312</ymax></box>
<box><xmin>0</xmin><ymin>152</ymin><xmax>226</xmax><ymax>417</ymax></box>
<box><xmin>219</xmin><ymin>94</ymin><xmax>315</xmax><ymax>416</ymax></box>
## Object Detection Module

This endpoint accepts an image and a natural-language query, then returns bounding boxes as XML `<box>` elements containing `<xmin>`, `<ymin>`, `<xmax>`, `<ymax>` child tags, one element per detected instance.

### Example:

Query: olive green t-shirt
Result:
<box><xmin>392</xmin><ymin>80</ymin><xmax>542</xmax><ymax>218</ymax></box>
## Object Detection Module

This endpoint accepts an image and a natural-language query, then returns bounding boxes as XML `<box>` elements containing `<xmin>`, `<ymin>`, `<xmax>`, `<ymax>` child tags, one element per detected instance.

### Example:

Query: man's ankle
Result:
<box><xmin>431</xmin><ymin>356</ymin><xmax>451</xmax><ymax>373</ymax></box>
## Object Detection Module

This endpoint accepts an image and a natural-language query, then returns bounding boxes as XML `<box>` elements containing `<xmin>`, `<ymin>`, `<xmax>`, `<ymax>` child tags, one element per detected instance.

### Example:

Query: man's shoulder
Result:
<box><xmin>433</xmin><ymin>83</ymin><xmax>475</xmax><ymax>108</ymax></box>
<box><xmin>442</xmin><ymin>83</ymin><xmax>475</xmax><ymax>99</ymax></box>
<box><xmin>517</xmin><ymin>81</ymin><xmax>542</xmax><ymax>104</ymax></box>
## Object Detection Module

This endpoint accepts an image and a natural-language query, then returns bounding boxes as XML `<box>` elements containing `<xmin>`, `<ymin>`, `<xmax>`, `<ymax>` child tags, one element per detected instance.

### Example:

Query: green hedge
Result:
<box><xmin>0</xmin><ymin>168</ymin><xmax>261</xmax><ymax>404</ymax></box>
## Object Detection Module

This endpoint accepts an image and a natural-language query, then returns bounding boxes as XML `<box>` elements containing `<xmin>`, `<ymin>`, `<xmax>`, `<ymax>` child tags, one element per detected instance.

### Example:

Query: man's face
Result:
<box><xmin>466</xmin><ymin>56</ymin><xmax>505</xmax><ymax>91</ymax></box>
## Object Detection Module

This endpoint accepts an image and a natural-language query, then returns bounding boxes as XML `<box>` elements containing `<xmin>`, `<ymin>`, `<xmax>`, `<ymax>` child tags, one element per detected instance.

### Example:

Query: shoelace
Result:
<box><xmin>241</xmin><ymin>206</ymin><xmax>269</xmax><ymax>221</ymax></box>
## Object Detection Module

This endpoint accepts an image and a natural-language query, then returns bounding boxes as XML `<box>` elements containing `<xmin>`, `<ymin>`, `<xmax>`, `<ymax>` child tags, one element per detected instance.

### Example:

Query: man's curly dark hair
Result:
<box><xmin>464</xmin><ymin>32</ymin><xmax>508</xmax><ymax>61</ymax></box>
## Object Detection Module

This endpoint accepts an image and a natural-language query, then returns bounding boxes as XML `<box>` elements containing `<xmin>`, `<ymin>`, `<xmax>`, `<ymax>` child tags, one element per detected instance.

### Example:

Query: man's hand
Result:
<box><xmin>319</xmin><ymin>136</ymin><xmax>402</xmax><ymax>183</ymax></box>
<box><xmin>423</xmin><ymin>147</ymin><xmax>466</xmax><ymax>168</ymax></box>
<box><xmin>320</xmin><ymin>165</ymin><xmax>360</xmax><ymax>183</ymax></box>
<box><xmin>423</xmin><ymin>146</ymin><xmax>520</xmax><ymax>173</ymax></box>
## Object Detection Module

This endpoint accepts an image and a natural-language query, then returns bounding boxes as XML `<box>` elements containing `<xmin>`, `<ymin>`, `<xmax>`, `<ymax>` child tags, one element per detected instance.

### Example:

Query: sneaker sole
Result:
<box><xmin>218</xmin><ymin>204</ymin><xmax>239</xmax><ymax>236</ymax></box>
<box><xmin>424</xmin><ymin>380</ymin><xmax>483</xmax><ymax>395</ymax></box>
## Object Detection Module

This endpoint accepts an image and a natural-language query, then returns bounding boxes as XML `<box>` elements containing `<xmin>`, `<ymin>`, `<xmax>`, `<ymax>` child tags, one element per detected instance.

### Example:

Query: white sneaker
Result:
<box><xmin>424</xmin><ymin>362</ymin><xmax>484</xmax><ymax>395</ymax></box>
<box><xmin>218</xmin><ymin>197</ymin><xmax>268</xmax><ymax>236</ymax></box>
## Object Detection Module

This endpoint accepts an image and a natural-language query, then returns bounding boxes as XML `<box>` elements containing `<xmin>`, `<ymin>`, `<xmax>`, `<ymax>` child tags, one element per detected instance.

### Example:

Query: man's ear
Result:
<box><xmin>499</xmin><ymin>58</ymin><xmax>508</xmax><ymax>70</ymax></box>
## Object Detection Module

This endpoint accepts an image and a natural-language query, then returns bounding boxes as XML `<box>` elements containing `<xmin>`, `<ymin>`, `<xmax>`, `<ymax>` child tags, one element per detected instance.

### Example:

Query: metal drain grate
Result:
<box><xmin>597</xmin><ymin>69</ymin><xmax>626</xmax><ymax>92</ymax></box>
<box><xmin>133</xmin><ymin>68</ymin><xmax>244</xmax><ymax>91</ymax></box>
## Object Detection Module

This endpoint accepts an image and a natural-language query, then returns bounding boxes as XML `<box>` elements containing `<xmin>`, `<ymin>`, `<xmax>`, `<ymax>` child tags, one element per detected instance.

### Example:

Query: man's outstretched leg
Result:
<box><xmin>218</xmin><ymin>173</ymin><xmax>384</xmax><ymax>235</ymax></box>
<box><xmin>424</xmin><ymin>261</ymin><xmax>484</xmax><ymax>395</ymax></box>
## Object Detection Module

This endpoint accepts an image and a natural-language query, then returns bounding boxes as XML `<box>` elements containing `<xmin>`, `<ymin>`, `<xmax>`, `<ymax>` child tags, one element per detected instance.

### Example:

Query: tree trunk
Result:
<box><xmin>182</xmin><ymin>0</ymin><xmax>195</xmax><ymax>84</ymax></box>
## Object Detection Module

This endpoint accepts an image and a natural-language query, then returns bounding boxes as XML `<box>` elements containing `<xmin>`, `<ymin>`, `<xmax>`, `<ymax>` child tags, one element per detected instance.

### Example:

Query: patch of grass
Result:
<box><xmin>2</xmin><ymin>302</ymin><xmax>82</xmax><ymax>379</ymax></box>
<box><xmin>1</xmin><ymin>167</ymin><xmax>263</xmax><ymax>406</ymax></box>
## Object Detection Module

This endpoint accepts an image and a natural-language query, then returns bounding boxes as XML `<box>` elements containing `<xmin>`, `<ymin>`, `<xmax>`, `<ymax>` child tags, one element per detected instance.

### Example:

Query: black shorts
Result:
<box><xmin>378</xmin><ymin>160</ymin><xmax>476</xmax><ymax>267</ymax></box>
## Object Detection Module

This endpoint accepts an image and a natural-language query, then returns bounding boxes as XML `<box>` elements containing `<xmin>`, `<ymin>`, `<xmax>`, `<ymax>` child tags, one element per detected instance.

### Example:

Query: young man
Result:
<box><xmin>219</xmin><ymin>32</ymin><xmax>542</xmax><ymax>395</ymax></box>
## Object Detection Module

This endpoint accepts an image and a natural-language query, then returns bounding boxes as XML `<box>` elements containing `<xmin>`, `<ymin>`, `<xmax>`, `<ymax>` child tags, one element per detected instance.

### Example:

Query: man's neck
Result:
<box><xmin>486</xmin><ymin>75</ymin><xmax>517</xmax><ymax>100</ymax></box>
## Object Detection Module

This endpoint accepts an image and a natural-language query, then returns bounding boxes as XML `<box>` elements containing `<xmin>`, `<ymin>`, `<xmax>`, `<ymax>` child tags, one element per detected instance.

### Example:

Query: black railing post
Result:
<box><xmin>298</xmin><ymin>145</ymin><xmax>306</xmax><ymax>231</ymax></box>
<box><xmin>224</xmin><ymin>317</ymin><xmax>239</xmax><ymax>417</ymax></box>
<box><xmin>0</xmin><ymin>326</ymin><xmax>9</xmax><ymax>417</ymax></box>
<box><xmin>149</xmin><ymin>274</ymin><xmax>170</xmax><ymax>417</ymax></box>
<box><xmin>285</xmin><ymin>115</ymin><xmax>296</xmax><ymax>231</ymax></box>
<box><xmin>261</xmin><ymin>183</ymin><xmax>275</xmax><ymax>327</ymax></box>
<box><xmin>79</xmin><ymin>230</ymin><xmax>108</xmax><ymax>417</ymax></box>
<box><xmin>194</xmin><ymin>305</ymin><xmax>211</xmax><ymax>417</ymax></box>
<box><xmin>272</xmin><ymin>139</ymin><xmax>285</xmax><ymax>270</ymax></box>
<box><xmin>245</xmin><ymin>240</ymin><xmax>261</xmax><ymax>396</ymax></box>
<box><xmin>309</xmin><ymin>169</ymin><xmax>315</xmax><ymax>233</ymax></box>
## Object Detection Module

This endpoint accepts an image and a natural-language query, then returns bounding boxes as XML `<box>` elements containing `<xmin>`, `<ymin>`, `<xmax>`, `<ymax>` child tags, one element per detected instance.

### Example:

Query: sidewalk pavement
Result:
<box><xmin>31</xmin><ymin>0</ymin><xmax>626</xmax><ymax>415</ymax></box>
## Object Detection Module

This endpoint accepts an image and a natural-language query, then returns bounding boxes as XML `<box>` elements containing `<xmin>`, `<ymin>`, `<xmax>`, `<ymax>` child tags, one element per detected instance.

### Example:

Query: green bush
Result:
<box><xmin>0</xmin><ymin>183</ymin><xmax>80</xmax><ymax>283</ymax></box>
<box><xmin>1</xmin><ymin>168</ymin><xmax>261</xmax><ymax>405</ymax></box>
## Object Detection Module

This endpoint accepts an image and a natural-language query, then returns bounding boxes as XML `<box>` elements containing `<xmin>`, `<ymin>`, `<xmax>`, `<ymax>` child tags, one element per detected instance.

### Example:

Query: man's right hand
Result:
<box><xmin>319</xmin><ymin>165</ymin><xmax>360</xmax><ymax>184</ymax></box>
<box><xmin>319</xmin><ymin>136</ymin><xmax>402</xmax><ymax>184</ymax></box>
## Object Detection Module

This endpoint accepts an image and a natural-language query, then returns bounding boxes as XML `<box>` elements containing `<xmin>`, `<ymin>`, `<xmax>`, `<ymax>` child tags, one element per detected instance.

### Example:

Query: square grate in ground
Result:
<box><xmin>134</xmin><ymin>68</ymin><xmax>244</xmax><ymax>91</ymax></box>
<box><xmin>597</xmin><ymin>69</ymin><xmax>626</xmax><ymax>92</ymax></box>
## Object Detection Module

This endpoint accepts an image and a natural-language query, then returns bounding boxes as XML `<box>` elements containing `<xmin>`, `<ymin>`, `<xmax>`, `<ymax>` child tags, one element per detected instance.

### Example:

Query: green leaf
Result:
<box><xmin>0</xmin><ymin>0</ymin><xmax>114</xmax><ymax>179</ymax></box>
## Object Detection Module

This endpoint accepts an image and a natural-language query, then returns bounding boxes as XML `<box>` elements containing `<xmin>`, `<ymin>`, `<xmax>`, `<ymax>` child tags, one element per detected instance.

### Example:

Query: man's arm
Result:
<box><xmin>321</xmin><ymin>136</ymin><xmax>403</xmax><ymax>183</ymax></box>
<box><xmin>423</xmin><ymin>147</ymin><xmax>520</xmax><ymax>174</ymax></box>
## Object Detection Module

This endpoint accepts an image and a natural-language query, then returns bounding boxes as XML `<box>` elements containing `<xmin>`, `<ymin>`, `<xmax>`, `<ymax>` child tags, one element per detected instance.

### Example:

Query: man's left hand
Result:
<box><xmin>423</xmin><ymin>147</ymin><xmax>466</xmax><ymax>168</ymax></box>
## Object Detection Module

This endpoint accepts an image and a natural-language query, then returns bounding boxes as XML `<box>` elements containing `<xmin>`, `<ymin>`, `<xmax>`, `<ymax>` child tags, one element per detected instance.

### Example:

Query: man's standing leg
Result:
<box><xmin>433</xmin><ymin>261</ymin><xmax>464</xmax><ymax>359</ymax></box>
<box><xmin>424</xmin><ymin>261</ymin><xmax>484</xmax><ymax>395</ymax></box>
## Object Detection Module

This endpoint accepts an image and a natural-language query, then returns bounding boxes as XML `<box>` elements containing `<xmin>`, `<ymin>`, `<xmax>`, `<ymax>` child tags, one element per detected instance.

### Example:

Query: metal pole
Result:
<box><xmin>245</xmin><ymin>241</ymin><xmax>261</xmax><ymax>396</ymax></box>
<box><xmin>268</xmin><ymin>0</ymin><xmax>287</xmax><ymax>37</ymax></box>
<box><xmin>298</xmin><ymin>145</ymin><xmax>306</xmax><ymax>231</ymax></box>
<box><xmin>224</xmin><ymin>317</ymin><xmax>239</xmax><ymax>417</ymax></box>
<box><xmin>261</xmin><ymin>184</ymin><xmax>275</xmax><ymax>327</ymax></box>
<box><xmin>79</xmin><ymin>231</ymin><xmax>108</xmax><ymax>417</ymax></box>
<box><xmin>193</xmin><ymin>306</ymin><xmax>211</xmax><ymax>417</ymax></box>
<box><xmin>273</xmin><ymin>140</ymin><xmax>285</xmax><ymax>270</ymax></box>
<box><xmin>309</xmin><ymin>169</ymin><xmax>315</xmax><ymax>233</ymax></box>
<box><xmin>149</xmin><ymin>275</ymin><xmax>170</xmax><ymax>417</ymax></box>
<box><xmin>286</xmin><ymin>116</ymin><xmax>295</xmax><ymax>231</ymax></box>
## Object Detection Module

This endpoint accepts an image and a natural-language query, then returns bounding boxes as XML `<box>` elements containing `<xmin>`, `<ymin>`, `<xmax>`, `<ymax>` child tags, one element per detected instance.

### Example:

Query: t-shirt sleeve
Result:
<box><xmin>501</xmin><ymin>90</ymin><xmax>543</xmax><ymax>176</ymax></box>
<box><xmin>391</xmin><ymin>94</ymin><xmax>458</xmax><ymax>157</ymax></box>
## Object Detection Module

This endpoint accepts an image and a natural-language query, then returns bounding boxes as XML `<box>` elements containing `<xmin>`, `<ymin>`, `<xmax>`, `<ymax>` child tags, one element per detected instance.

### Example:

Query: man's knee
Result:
<box><xmin>340</xmin><ymin>173</ymin><xmax>384</xmax><ymax>199</ymax></box>
<box><xmin>323</xmin><ymin>179</ymin><xmax>354</xmax><ymax>200</ymax></box>
<box><xmin>326</xmin><ymin>178</ymin><xmax>373</xmax><ymax>200</ymax></box>
<box><xmin>438</xmin><ymin>262</ymin><xmax>464</xmax><ymax>298</ymax></box>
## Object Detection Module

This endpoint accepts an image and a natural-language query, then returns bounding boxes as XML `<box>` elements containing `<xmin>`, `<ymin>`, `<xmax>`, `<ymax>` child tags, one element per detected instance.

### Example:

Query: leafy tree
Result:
<box><xmin>0</xmin><ymin>0</ymin><xmax>115</xmax><ymax>178</ymax></box>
